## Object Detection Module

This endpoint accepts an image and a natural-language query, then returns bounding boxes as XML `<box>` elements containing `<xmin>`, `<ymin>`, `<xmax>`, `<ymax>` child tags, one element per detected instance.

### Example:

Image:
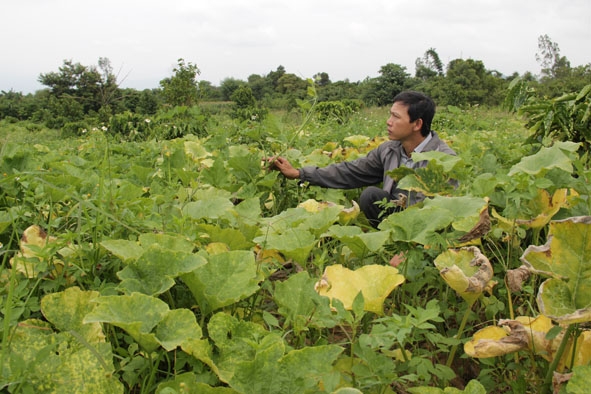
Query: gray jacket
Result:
<box><xmin>299</xmin><ymin>131</ymin><xmax>455</xmax><ymax>204</ymax></box>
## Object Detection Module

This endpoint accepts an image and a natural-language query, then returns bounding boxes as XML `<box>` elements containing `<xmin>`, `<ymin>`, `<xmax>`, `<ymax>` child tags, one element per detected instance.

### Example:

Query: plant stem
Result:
<box><xmin>541</xmin><ymin>324</ymin><xmax>575</xmax><ymax>394</ymax></box>
<box><xmin>446</xmin><ymin>301</ymin><xmax>474</xmax><ymax>368</ymax></box>
<box><xmin>0</xmin><ymin>235</ymin><xmax>17</xmax><ymax>368</ymax></box>
<box><xmin>505</xmin><ymin>277</ymin><xmax>515</xmax><ymax>320</ymax></box>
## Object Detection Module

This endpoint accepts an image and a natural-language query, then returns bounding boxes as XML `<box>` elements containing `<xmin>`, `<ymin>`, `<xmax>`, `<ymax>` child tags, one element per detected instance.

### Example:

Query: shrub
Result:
<box><xmin>315</xmin><ymin>100</ymin><xmax>361</xmax><ymax>124</ymax></box>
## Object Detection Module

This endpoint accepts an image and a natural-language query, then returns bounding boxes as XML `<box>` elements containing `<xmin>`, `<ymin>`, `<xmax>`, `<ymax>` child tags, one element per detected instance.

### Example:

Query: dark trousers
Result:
<box><xmin>359</xmin><ymin>186</ymin><xmax>400</xmax><ymax>228</ymax></box>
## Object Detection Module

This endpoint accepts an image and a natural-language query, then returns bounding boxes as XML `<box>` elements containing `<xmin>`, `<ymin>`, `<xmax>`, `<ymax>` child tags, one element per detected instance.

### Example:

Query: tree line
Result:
<box><xmin>0</xmin><ymin>35</ymin><xmax>589</xmax><ymax>130</ymax></box>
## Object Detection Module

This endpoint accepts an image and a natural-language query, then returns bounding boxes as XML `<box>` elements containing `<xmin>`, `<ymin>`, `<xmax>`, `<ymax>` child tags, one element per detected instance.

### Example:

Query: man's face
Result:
<box><xmin>386</xmin><ymin>101</ymin><xmax>420</xmax><ymax>141</ymax></box>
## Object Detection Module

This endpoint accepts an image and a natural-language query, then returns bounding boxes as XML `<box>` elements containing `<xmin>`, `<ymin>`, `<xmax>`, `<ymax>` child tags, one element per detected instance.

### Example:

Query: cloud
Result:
<box><xmin>1</xmin><ymin>0</ymin><xmax>589</xmax><ymax>93</ymax></box>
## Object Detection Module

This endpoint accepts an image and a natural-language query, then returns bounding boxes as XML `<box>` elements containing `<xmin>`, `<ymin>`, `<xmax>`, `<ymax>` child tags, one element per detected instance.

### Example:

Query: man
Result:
<box><xmin>270</xmin><ymin>91</ymin><xmax>456</xmax><ymax>228</ymax></box>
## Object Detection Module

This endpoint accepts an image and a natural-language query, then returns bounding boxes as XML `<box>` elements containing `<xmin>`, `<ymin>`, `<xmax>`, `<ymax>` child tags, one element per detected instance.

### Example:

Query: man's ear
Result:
<box><xmin>413</xmin><ymin>118</ymin><xmax>423</xmax><ymax>132</ymax></box>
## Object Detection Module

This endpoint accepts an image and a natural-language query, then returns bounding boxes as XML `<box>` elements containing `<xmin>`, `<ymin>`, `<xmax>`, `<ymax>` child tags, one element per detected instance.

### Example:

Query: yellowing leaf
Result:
<box><xmin>205</xmin><ymin>242</ymin><xmax>230</xmax><ymax>255</ymax></box>
<box><xmin>343</xmin><ymin>134</ymin><xmax>370</xmax><ymax>148</ymax></box>
<box><xmin>382</xmin><ymin>348</ymin><xmax>413</xmax><ymax>362</ymax></box>
<box><xmin>465</xmin><ymin>315</ymin><xmax>591</xmax><ymax>370</ymax></box>
<box><xmin>9</xmin><ymin>225</ymin><xmax>67</xmax><ymax>280</ymax></box>
<box><xmin>298</xmin><ymin>199</ymin><xmax>335</xmax><ymax>213</ymax></box>
<box><xmin>464</xmin><ymin>326</ymin><xmax>522</xmax><ymax>358</ymax></box>
<box><xmin>457</xmin><ymin>201</ymin><xmax>491</xmax><ymax>244</ymax></box>
<box><xmin>515</xmin><ymin>188</ymin><xmax>569</xmax><ymax>228</ymax></box>
<box><xmin>521</xmin><ymin>216</ymin><xmax>591</xmax><ymax>323</ymax></box>
<box><xmin>184</xmin><ymin>140</ymin><xmax>211</xmax><ymax>162</ymax></box>
<box><xmin>297</xmin><ymin>199</ymin><xmax>360</xmax><ymax>225</ymax></box>
<box><xmin>338</xmin><ymin>200</ymin><xmax>360</xmax><ymax>225</ymax></box>
<box><xmin>315</xmin><ymin>264</ymin><xmax>405</xmax><ymax>315</ymax></box>
<box><xmin>434</xmin><ymin>246</ymin><xmax>496</xmax><ymax>305</ymax></box>
<box><xmin>568</xmin><ymin>331</ymin><xmax>591</xmax><ymax>368</ymax></box>
<box><xmin>41</xmin><ymin>287</ymin><xmax>104</xmax><ymax>343</ymax></box>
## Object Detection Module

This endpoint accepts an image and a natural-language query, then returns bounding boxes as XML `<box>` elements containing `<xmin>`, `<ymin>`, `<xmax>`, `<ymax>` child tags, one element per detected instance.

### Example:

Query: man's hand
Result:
<box><xmin>267</xmin><ymin>156</ymin><xmax>300</xmax><ymax>180</ymax></box>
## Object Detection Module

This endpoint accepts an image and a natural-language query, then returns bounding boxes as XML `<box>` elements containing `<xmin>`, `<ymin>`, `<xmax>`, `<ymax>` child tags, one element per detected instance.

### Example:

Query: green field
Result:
<box><xmin>1</xmin><ymin>103</ymin><xmax>590</xmax><ymax>394</ymax></box>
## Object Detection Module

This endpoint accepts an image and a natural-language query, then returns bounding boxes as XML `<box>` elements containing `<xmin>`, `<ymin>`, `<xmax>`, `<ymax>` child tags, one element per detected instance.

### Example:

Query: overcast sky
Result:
<box><xmin>1</xmin><ymin>0</ymin><xmax>590</xmax><ymax>94</ymax></box>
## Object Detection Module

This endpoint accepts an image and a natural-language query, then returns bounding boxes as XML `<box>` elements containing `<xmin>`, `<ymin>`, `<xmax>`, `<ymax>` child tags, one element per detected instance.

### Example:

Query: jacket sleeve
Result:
<box><xmin>299</xmin><ymin>148</ymin><xmax>385</xmax><ymax>189</ymax></box>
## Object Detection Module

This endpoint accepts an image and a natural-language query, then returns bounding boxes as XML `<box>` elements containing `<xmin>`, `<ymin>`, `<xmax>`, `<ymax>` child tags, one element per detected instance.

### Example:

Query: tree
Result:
<box><xmin>438</xmin><ymin>58</ymin><xmax>504</xmax><ymax>106</ymax></box>
<box><xmin>0</xmin><ymin>90</ymin><xmax>36</xmax><ymax>120</ymax></box>
<box><xmin>267</xmin><ymin>65</ymin><xmax>286</xmax><ymax>89</ymax></box>
<box><xmin>159</xmin><ymin>58</ymin><xmax>200</xmax><ymax>107</ymax></box>
<box><xmin>362</xmin><ymin>63</ymin><xmax>409</xmax><ymax>106</ymax></box>
<box><xmin>96</xmin><ymin>57</ymin><xmax>121</xmax><ymax>111</ymax></box>
<box><xmin>219</xmin><ymin>78</ymin><xmax>246</xmax><ymax>101</ymax></box>
<box><xmin>536</xmin><ymin>34</ymin><xmax>570</xmax><ymax>79</ymax></box>
<box><xmin>314</xmin><ymin>72</ymin><xmax>331</xmax><ymax>87</ymax></box>
<box><xmin>230</xmin><ymin>85</ymin><xmax>268</xmax><ymax>122</ymax></box>
<box><xmin>247</xmin><ymin>74</ymin><xmax>273</xmax><ymax>101</ymax></box>
<box><xmin>275</xmin><ymin>73</ymin><xmax>308</xmax><ymax>109</ymax></box>
<box><xmin>317</xmin><ymin>80</ymin><xmax>360</xmax><ymax>102</ymax></box>
<box><xmin>39</xmin><ymin>59</ymin><xmax>104</xmax><ymax>114</ymax></box>
<box><xmin>415</xmin><ymin>48</ymin><xmax>444</xmax><ymax>80</ymax></box>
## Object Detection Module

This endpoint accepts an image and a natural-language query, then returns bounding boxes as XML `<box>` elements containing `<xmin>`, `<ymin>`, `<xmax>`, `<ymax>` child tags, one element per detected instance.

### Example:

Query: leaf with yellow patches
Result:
<box><xmin>315</xmin><ymin>264</ymin><xmax>404</xmax><ymax>315</ymax></box>
<box><xmin>434</xmin><ymin>246</ymin><xmax>496</xmax><ymax>305</ymax></box>
<box><xmin>521</xmin><ymin>216</ymin><xmax>591</xmax><ymax>324</ymax></box>
<box><xmin>9</xmin><ymin>225</ymin><xmax>68</xmax><ymax>280</ymax></box>
<box><xmin>515</xmin><ymin>189</ymin><xmax>569</xmax><ymax>228</ymax></box>
<box><xmin>297</xmin><ymin>199</ymin><xmax>360</xmax><ymax>225</ymax></box>
<box><xmin>343</xmin><ymin>134</ymin><xmax>370</xmax><ymax>148</ymax></box>
<box><xmin>464</xmin><ymin>325</ymin><xmax>523</xmax><ymax>358</ymax></box>
<box><xmin>465</xmin><ymin>315</ymin><xmax>591</xmax><ymax>370</ymax></box>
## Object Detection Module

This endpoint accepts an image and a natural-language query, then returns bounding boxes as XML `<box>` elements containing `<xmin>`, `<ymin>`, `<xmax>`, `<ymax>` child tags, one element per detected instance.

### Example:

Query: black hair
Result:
<box><xmin>393</xmin><ymin>91</ymin><xmax>435</xmax><ymax>137</ymax></box>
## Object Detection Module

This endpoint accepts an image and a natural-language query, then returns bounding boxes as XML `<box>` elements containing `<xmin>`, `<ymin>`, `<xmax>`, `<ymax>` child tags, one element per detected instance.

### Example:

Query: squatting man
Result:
<box><xmin>268</xmin><ymin>90</ymin><xmax>456</xmax><ymax>231</ymax></box>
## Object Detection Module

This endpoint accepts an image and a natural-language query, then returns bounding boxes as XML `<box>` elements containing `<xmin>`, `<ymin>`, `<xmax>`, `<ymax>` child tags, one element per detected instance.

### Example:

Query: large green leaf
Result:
<box><xmin>508</xmin><ymin>141</ymin><xmax>579</xmax><ymax>176</ymax></box>
<box><xmin>100</xmin><ymin>232</ymin><xmax>195</xmax><ymax>263</ymax></box>
<box><xmin>138</xmin><ymin>232</ymin><xmax>195</xmax><ymax>253</ymax></box>
<box><xmin>207</xmin><ymin>312</ymin><xmax>275</xmax><ymax>383</ymax></box>
<box><xmin>393</xmin><ymin>151</ymin><xmax>463</xmax><ymax>197</ymax></box>
<box><xmin>274</xmin><ymin>271</ymin><xmax>338</xmax><ymax>332</ymax></box>
<box><xmin>230</xmin><ymin>344</ymin><xmax>343</xmax><ymax>394</ymax></box>
<box><xmin>379</xmin><ymin>196</ymin><xmax>489</xmax><ymax>246</ymax></box>
<box><xmin>227</xmin><ymin>144</ymin><xmax>263</xmax><ymax>184</ymax></box>
<box><xmin>297</xmin><ymin>199</ymin><xmax>352</xmax><ymax>234</ymax></box>
<box><xmin>206</xmin><ymin>312</ymin><xmax>343</xmax><ymax>394</ymax></box>
<box><xmin>117</xmin><ymin>245</ymin><xmax>207</xmax><ymax>295</ymax></box>
<box><xmin>182</xmin><ymin>197</ymin><xmax>235</xmax><ymax>220</ymax></box>
<box><xmin>155</xmin><ymin>308</ymin><xmax>203</xmax><ymax>350</ymax></box>
<box><xmin>157</xmin><ymin>373</ymin><xmax>240</xmax><ymax>393</ymax></box>
<box><xmin>197</xmin><ymin>223</ymin><xmax>254</xmax><ymax>250</ymax></box>
<box><xmin>521</xmin><ymin>216</ymin><xmax>591</xmax><ymax>323</ymax></box>
<box><xmin>84</xmin><ymin>292</ymin><xmax>201</xmax><ymax>352</ymax></box>
<box><xmin>379</xmin><ymin>205</ymin><xmax>454</xmax><ymax>245</ymax></box>
<box><xmin>100</xmin><ymin>239</ymin><xmax>144</xmax><ymax>262</ymax></box>
<box><xmin>254</xmin><ymin>227</ymin><xmax>316</xmax><ymax>264</ymax></box>
<box><xmin>325</xmin><ymin>225</ymin><xmax>391</xmax><ymax>257</ymax></box>
<box><xmin>181</xmin><ymin>250</ymin><xmax>262</xmax><ymax>315</ymax></box>
<box><xmin>84</xmin><ymin>293</ymin><xmax>168</xmax><ymax>351</ymax></box>
<box><xmin>101</xmin><ymin>233</ymin><xmax>204</xmax><ymax>295</ymax></box>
